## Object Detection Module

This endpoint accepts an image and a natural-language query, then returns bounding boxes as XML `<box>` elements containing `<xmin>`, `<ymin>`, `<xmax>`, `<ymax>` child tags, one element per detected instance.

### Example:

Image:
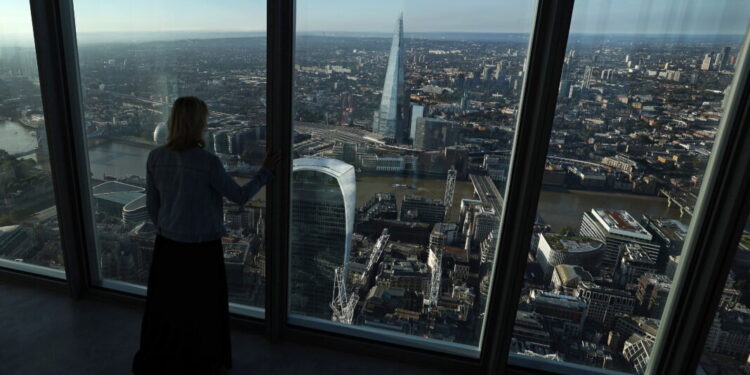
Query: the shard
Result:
<box><xmin>373</xmin><ymin>14</ymin><xmax>407</xmax><ymax>144</ymax></box>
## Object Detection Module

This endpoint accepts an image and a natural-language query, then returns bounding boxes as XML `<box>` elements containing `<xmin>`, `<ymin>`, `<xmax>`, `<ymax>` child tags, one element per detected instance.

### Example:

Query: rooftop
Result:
<box><xmin>95</xmin><ymin>191</ymin><xmax>145</xmax><ymax>206</ymax></box>
<box><xmin>592</xmin><ymin>208</ymin><xmax>653</xmax><ymax>241</ymax></box>
<box><xmin>293</xmin><ymin>157</ymin><xmax>355</xmax><ymax>179</ymax></box>
<box><xmin>542</xmin><ymin>233</ymin><xmax>604</xmax><ymax>253</ymax></box>
<box><xmin>530</xmin><ymin>290</ymin><xmax>587</xmax><ymax>310</ymax></box>
<box><xmin>554</xmin><ymin>264</ymin><xmax>593</xmax><ymax>284</ymax></box>
<box><xmin>645</xmin><ymin>216</ymin><xmax>688</xmax><ymax>242</ymax></box>
<box><xmin>622</xmin><ymin>243</ymin><xmax>655</xmax><ymax>264</ymax></box>
<box><xmin>92</xmin><ymin>180</ymin><xmax>144</xmax><ymax>195</ymax></box>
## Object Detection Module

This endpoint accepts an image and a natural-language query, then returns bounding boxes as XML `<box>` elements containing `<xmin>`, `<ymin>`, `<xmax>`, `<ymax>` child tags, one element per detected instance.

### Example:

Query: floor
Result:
<box><xmin>0</xmin><ymin>279</ymin><xmax>453</xmax><ymax>375</ymax></box>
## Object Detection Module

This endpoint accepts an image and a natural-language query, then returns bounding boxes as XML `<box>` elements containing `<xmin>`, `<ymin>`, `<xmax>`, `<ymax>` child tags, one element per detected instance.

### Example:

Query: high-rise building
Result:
<box><xmin>373</xmin><ymin>14</ymin><xmax>407</xmax><ymax>143</ymax></box>
<box><xmin>535</xmin><ymin>233</ymin><xmax>604</xmax><ymax>280</ymax></box>
<box><xmin>576</xmin><ymin>281</ymin><xmax>636</xmax><ymax>329</ymax></box>
<box><xmin>290</xmin><ymin>158</ymin><xmax>356</xmax><ymax>319</ymax></box>
<box><xmin>614</xmin><ymin>243</ymin><xmax>657</xmax><ymax>287</ymax></box>
<box><xmin>582</xmin><ymin>65</ymin><xmax>594</xmax><ymax>88</ymax></box>
<box><xmin>400</xmin><ymin>195</ymin><xmax>446</xmax><ymax>223</ymax></box>
<box><xmin>721</xmin><ymin>46</ymin><xmax>731</xmax><ymax>70</ymax></box>
<box><xmin>409</xmin><ymin>104</ymin><xmax>424</xmax><ymax>142</ymax></box>
<box><xmin>701</xmin><ymin>53</ymin><xmax>713</xmax><ymax>71</ymax></box>
<box><xmin>635</xmin><ymin>273</ymin><xmax>671</xmax><ymax>318</ymax></box>
<box><xmin>414</xmin><ymin>117</ymin><xmax>459</xmax><ymax>151</ymax></box>
<box><xmin>579</xmin><ymin>209</ymin><xmax>661</xmax><ymax>275</ymax></box>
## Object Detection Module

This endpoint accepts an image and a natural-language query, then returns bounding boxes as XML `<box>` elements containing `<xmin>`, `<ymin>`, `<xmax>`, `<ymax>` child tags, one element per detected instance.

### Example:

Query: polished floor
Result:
<box><xmin>0</xmin><ymin>279</ymin><xmax>453</xmax><ymax>375</ymax></box>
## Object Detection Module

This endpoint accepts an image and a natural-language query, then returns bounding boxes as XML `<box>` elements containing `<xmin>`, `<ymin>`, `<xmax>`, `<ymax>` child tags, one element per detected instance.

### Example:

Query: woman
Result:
<box><xmin>132</xmin><ymin>96</ymin><xmax>279</xmax><ymax>374</ymax></box>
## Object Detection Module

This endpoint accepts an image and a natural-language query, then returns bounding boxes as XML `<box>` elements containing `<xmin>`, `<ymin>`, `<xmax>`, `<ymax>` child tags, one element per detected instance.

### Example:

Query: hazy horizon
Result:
<box><xmin>1</xmin><ymin>0</ymin><xmax>749</xmax><ymax>46</ymax></box>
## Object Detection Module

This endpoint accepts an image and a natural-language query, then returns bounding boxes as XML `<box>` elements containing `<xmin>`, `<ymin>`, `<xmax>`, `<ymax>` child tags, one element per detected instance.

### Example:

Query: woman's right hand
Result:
<box><xmin>262</xmin><ymin>151</ymin><xmax>281</xmax><ymax>170</ymax></box>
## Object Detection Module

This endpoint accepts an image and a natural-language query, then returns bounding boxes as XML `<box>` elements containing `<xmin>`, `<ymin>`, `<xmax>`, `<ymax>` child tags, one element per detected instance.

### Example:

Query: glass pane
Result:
<box><xmin>73</xmin><ymin>1</ymin><xmax>267</xmax><ymax>311</ymax></box>
<box><xmin>0</xmin><ymin>1</ymin><xmax>65</xmax><ymax>277</ymax></box>
<box><xmin>291</xmin><ymin>0</ymin><xmax>535</xmax><ymax>354</ymax></box>
<box><xmin>698</xmin><ymin>216</ymin><xmax>750</xmax><ymax>373</ymax></box>
<box><xmin>507</xmin><ymin>0</ymin><xmax>750</xmax><ymax>373</ymax></box>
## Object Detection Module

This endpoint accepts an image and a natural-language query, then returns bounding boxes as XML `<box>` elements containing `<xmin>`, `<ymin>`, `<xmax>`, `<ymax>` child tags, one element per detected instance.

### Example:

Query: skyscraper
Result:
<box><xmin>721</xmin><ymin>46</ymin><xmax>731</xmax><ymax>70</ymax></box>
<box><xmin>701</xmin><ymin>53</ymin><xmax>714</xmax><ymax>71</ymax></box>
<box><xmin>373</xmin><ymin>14</ymin><xmax>407</xmax><ymax>144</ymax></box>
<box><xmin>409</xmin><ymin>104</ymin><xmax>424</xmax><ymax>142</ymax></box>
<box><xmin>414</xmin><ymin>117</ymin><xmax>459</xmax><ymax>151</ymax></box>
<box><xmin>579</xmin><ymin>209</ymin><xmax>661</xmax><ymax>276</ymax></box>
<box><xmin>290</xmin><ymin>158</ymin><xmax>356</xmax><ymax>319</ymax></box>
<box><xmin>582</xmin><ymin>65</ymin><xmax>594</xmax><ymax>88</ymax></box>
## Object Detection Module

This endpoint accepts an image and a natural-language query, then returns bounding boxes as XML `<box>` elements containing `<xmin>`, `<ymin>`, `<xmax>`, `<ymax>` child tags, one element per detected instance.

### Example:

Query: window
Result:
<box><xmin>507</xmin><ymin>0</ymin><xmax>750</xmax><ymax>373</ymax></box>
<box><xmin>0</xmin><ymin>1</ymin><xmax>65</xmax><ymax>278</ymax></box>
<box><xmin>290</xmin><ymin>0</ymin><xmax>535</xmax><ymax>355</ymax></box>
<box><xmin>72</xmin><ymin>0</ymin><xmax>268</xmax><ymax>313</ymax></box>
<box><xmin>697</xmin><ymin>215</ymin><xmax>750</xmax><ymax>373</ymax></box>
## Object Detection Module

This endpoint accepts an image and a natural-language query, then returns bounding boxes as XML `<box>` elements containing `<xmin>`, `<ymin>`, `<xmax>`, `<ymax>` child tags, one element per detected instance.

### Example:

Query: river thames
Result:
<box><xmin>0</xmin><ymin>121</ymin><xmax>685</xmax><ymax>230</ymax></box>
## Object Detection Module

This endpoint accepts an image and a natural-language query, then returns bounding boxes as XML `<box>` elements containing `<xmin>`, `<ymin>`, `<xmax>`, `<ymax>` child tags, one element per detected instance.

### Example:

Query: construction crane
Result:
<box><xmin>425</xmin><ymin>246</ymin><xmax>443</xmax><ymax>307</ymax></box>
<box><xmin>359</xmin><ymin>229</ymin><xmax>390</xmax><ymax>286</ymax></box>
<box><xmin>444</xmin><ymin>166</ymin><xmax>457</xmax><ymax>219</ymax></box>
<box><xmin>331</xmin><ymin>267</ymin><xmax>359</xmax><ymax>324</ymax></box>
<box><xmin>332</xmin><ymin>229</ymin><xmax>391</xmax><ymax>324</ymax></box>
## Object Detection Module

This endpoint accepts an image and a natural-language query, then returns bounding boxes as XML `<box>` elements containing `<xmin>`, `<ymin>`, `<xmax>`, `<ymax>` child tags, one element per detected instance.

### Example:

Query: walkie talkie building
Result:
<box><xmin>289</xmin><ymin>158</ymin><xmax>356</xmax><ymax>319</ymax></box>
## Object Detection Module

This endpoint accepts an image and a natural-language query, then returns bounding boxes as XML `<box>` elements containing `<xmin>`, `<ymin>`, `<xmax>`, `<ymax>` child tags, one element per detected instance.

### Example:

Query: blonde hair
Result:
<box><xmin>165</xmin><ymin>96</ymin><xmax>208</xmax><ymax>151</ymax></box>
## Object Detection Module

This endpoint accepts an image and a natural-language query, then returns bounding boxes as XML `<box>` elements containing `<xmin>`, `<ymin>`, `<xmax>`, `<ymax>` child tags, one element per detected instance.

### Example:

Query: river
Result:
<box><xmin>0</xmin><ymin>120</ymin><xmax>38</xmax><ymax>155</ymax></box>
<box><xmin>0</xmin><ymin>123</ymin><xmax>685</xmax><ymax>230</ymax></box>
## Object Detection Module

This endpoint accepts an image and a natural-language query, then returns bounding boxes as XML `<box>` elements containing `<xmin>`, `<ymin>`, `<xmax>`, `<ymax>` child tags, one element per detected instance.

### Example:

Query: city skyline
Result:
<box><xmin>2</xmin><ymin>0</ymin><xmax>750</xmax><ymax>42</ymax></box>
<box><xmin>2</xmin><ymin>1</ymin><xmax>750</xmax><ymax>373</ymax></box>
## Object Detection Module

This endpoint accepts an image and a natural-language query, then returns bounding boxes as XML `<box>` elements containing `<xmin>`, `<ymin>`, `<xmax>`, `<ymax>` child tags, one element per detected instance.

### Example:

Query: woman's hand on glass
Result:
<box><xmin>262</xmin><ymin>151</ymin><xmax>281</xmax><ymax>171</ymax></box>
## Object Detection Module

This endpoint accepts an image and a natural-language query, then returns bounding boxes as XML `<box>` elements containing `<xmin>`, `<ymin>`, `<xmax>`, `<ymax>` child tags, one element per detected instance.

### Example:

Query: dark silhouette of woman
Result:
<box><xmin>132</xmin><ymin>97</ymin><xmax>279</xmax><ymax>374</ymax></box>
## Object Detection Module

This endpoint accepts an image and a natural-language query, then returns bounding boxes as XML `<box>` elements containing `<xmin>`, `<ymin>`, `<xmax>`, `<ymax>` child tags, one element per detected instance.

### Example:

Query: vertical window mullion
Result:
<box><xmin>28</xmin><ymin>0</ymin><xmax>95</xmax><ymax>298</ymax></box>
<box><xmin>646</xmin><ymin>28</ymin><xmax>750</xmax><ymax>375</ymax></box>
<box><xmin>266</xmin><ymin>0</ymin><xmax>295</xmax><ymax>341</ymax></box>
<box><xmin>480</xmin><ymin>0</ymin><xmax>575</xmax><ymax>373</ymax></box>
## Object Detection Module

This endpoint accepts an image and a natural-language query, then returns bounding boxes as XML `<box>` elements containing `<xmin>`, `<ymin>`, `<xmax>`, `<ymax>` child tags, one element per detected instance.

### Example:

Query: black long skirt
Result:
<box><xmin>132</xmin><ymin>234</ymin><xmax>232</xmax><ymax>375</ymax></box>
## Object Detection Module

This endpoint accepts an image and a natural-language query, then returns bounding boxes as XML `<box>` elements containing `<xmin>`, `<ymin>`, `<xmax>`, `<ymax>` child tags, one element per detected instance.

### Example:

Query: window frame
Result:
<box><xmin>3</xmin><ymin>0</ymin><xmax>748</xmax><ymax>374</ymax></box>
<box><xmin>647</xmin><ymin>27</ymin><xmax>750</xmax><ymax>375</ymax></box>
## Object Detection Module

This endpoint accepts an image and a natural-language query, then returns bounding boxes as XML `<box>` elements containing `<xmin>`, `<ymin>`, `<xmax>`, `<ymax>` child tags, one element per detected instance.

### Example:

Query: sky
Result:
<box><xmin>1</xmin><ymin>0</ymin><xmax>749</xmax><ymax>42</ymax></box>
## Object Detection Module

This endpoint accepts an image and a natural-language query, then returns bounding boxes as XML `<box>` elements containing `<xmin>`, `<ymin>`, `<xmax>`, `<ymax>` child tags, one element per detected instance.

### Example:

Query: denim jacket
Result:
<box><xmin>146</xmin><ymin>146</ymin><xmax>272</xmax><ymax>243</ymax></box>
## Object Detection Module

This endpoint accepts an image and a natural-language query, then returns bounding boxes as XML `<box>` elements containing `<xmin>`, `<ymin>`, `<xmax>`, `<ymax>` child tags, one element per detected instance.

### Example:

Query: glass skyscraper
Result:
<box><xmin>372</xmin><ymin>14</ymin><xmax>407</xmax><ymax>144</ymax></box>
<box><xmin>289</xmin><ymin>158</ymin><xmax>356</xmax><ymax>319</ymax></box>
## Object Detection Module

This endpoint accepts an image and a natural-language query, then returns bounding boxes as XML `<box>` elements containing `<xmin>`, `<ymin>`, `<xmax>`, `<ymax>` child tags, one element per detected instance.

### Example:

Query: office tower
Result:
<box><xmin>409</xmin><ymin>104</ymin><xmax>424</xmax><ymax>142</ymax></box>
<box><xmin>576</xmin><ymin>281</ymin><xmax>635</xmax><ymax>329</ymax></box>
<box><xmin>414</xmin><ymin>117</ymin><xmax>459</xmax><ymax>151</ymax></box>
<box><xmin>701</xmin><ymin>53</ymin><xmax>713</xmax><ymax>71</ymax></box>
<box><xmin>400</xmin><ymin>195</ymin><xmax>445</xmax><ymax>223</ymax></box>
<box><xmin>642</xmin><ymin>215</ymin><xmax>687</xmax><ymax>271</ymax></box>
<box><xmin>721</xmin><ymin>46</ymin><xmax>731</xmax><ymax>70</ymax></box>
<box><xmin>579</xmin><ymin>209</ymin><xmax>661</xmax><ymax>275</ymax></box>
<box><xmin>493</xmin><ymin>62</ymin><xmax>503</xmax><ymax>80</ymax></box>
<box><xmin>622</xmin><ymin>335</ymin><xmax>653</xmax><ymax>374</ymax></box>
<box><xmin>290</xmin><ymin>158</ymin><xmax>356</xmax><ymax>319</ymax></box>
<box><xmin>535</xmin><ymin>233</ymin><xmax>604</xmax><ymax>280</ymax></box>
<box><xmin>635</xmin><ymin>273</ymin><xmax>671</xmax><ymax>318</ymax></box>
<box><xmin>373</xmin><ymin>14</ymin><xmax>407</xmax><ymax>144</ymax></box>
<box><xmin>582</xmin><ymin>65</ymin><xmax>593</xmax><ymax>88</ymax></box>
<box><xmin>460</xmin><ymin>91</ymin><xmax>469</xmax><ymax>112</ymax></box>
<box><xmin>558</xmin><ymin>77</ymin><xmax>570</xmax><ymax>98</ymax></box>
<box><xmin>614</xmin><ymin>243</ymin><xmax>657</xmax><ymax>286</ymax></box>
<box><xmin>529</xmin><ymin>290</ymin><xmax>589</xmax><ymax>339</ymax></box>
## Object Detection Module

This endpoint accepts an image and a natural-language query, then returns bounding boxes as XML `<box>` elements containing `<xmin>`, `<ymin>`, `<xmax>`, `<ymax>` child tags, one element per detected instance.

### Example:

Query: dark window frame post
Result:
<box><xmin>266</xmin><ymin>0</ymin><xmax>295</xmax><ymax>342</ymax></box>
<box><xmin>28</xmin><ymin>0</ymin><xmax>97</xmax><ymax>298</ymax></box>
<box><xmin>647</xmin><ymin>28</ymin><xmax>750</xmax><ymax>375</ymax></box>
<box><xmin>479</xmin><ymin>0</ymin><xmax>575</xmax><ymax>373</ymax></box>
